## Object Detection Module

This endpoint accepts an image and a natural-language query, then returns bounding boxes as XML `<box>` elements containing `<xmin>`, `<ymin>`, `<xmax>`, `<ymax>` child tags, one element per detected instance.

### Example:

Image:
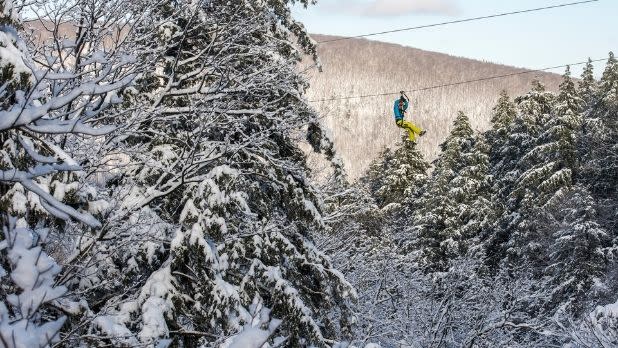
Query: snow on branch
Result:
<box><xmin>0</xmin><ymin>218</ymin><xmax>67</xmax><ymax>347</ymax></box>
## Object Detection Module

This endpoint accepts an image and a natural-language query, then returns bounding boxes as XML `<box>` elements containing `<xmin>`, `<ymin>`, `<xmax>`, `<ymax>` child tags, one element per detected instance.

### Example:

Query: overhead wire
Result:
<box><xmin>317</xmin><ymin>0</ymin><xmax>600</xmax><ymax>44</ymax></box>
<box><xmin>308</xmin><ymin>58</ymin><xmax>609</xmax><ymax>103</ymax></box>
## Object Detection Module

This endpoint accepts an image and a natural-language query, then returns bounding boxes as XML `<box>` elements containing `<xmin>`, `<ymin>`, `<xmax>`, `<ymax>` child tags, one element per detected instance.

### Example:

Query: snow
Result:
<box><xmin>0</xmin><ymin>29</ymin><xmax>31</xmax><ymax>78</ymax></box>
<box><xmin>93</xmin><ymin>315</ymin><xmax>139</xmax><ymax>346</ymax></box>
<box><xmin>6</xmin><ymin>225</ymin><xmax>67</xmax><ymax>316</ymax></box>
<box><xmin>0</xmin><ymin>75</ymin><xmax>134</xmax><ymax>131</ymax></box>
<box><xmin>51</xmin><ymin>180</ymin><xmax>79</xmax><ymax>201</ymax></box>
<box><xmin>139</xmin><ymin>297</ymin><xmax>171</xmax><ymax>342</ymax></box>
<box><xmin>221</xmin><ymin>301</ymin><xmax>283</xmax><ymax>348</ymax></box>
<box><xmin>0</xmin><ymin>221</ymin><xmax>67</xmax><ymax>347</ymax></box>
<box><xmin>0</xmin><ymin>304</ymin><xmax>67</xmax><ymax>348</ymax></box>
<box><xmin>223</xmin><ymin>327</ymin><xmax>271</xmax><ymax>348</ymax></box>
<box><xmin>88</xmin><ymin>199</ymin><xmax>111</xmax><ymax>214</ymax></box>
<box><xmin>137</xmin><ymin>264</ymin><xmax>176</xmax><ymax>342</ymax></box>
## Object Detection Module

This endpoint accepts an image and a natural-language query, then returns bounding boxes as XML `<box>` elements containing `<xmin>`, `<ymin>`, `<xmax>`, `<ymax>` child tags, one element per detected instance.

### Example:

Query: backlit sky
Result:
<box><xmin>292</xmin><ymin>0</ymin><xmax>616</xmax><ymax>77</ymax></box>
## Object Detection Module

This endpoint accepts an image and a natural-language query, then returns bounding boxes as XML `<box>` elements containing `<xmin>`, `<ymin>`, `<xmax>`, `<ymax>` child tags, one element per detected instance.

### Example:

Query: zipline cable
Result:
<box><xmin>308</xmin><ymin>57</ymin><xmax>608</xmax><ymax>103</ymax></box>
<box><xmin>317</xmin><ymin>0</ymin><xmax>600</xmax><ymax>44</ymax></box>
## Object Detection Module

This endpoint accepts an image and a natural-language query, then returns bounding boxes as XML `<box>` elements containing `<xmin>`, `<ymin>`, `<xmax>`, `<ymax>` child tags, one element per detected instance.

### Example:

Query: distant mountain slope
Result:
<box><xmin>305</xmin><ymin>35</ymin><xmax>564</xmax><ymax>180</ymax></box>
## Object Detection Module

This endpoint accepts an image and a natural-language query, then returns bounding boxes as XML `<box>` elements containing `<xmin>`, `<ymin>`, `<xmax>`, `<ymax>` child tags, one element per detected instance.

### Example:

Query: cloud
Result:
<box><xmin>326</xmin><ymin>0</ymin><xmax>460</xmax><ymax>17</ymax></box>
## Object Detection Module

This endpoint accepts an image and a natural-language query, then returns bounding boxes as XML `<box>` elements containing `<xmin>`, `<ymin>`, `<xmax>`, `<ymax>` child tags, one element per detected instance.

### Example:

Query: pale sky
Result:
<box><xmin>292</xmin><ymin>0</ymin><xmax>616</xmax><ymax>77</ymax></box>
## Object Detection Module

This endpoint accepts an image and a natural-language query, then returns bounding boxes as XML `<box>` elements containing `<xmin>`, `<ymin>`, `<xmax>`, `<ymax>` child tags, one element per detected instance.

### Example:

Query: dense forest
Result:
<box><xmin>322</xmin><ymin>57</ymin><xmax>618</xmax><ymax>347</ymax></box>
<box><xmin>1</xmin><ymin>0</ymin><xmax>617</xmax><ymax>347</ymax></box>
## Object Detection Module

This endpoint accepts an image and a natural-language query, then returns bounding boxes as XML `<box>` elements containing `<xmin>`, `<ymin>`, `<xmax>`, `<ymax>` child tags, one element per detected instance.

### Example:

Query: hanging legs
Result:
<box><xmin>396</xmin><ymin>119</ymin><xmax>424</xmax><ymax>142</ymax></box>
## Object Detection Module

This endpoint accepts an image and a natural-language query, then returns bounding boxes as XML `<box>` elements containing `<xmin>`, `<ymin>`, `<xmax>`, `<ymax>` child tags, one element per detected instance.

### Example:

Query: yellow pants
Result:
<box><xmin>396</xmin><ymin>119</ymin><xmax>423</xmax><ymax>141</ymax></box>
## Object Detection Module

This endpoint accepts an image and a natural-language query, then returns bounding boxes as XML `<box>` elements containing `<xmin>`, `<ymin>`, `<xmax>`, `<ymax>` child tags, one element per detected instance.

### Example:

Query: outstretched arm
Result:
<box><xmin>400</xmin><ymin>91</ymin><xmax>410</xmax><ymax>111</ymax></box>
<box><xmin>400</xmin><ymin>91</ymin><xmax>410</xmax><ymax>102</ymax></box>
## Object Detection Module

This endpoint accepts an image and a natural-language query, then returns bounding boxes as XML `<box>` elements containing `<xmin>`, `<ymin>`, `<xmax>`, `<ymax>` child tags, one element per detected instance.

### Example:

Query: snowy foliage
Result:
<box><xmin>412</xmin><ymin>112</ymin><xmax>492</xmax><ymax>271</ymax></box>
<box><xmin>1</xmin><ymin>0</ymin><xmax>354</xmax><ymax>346</ymax></box>
<box><xmin>2</xmin><ymin>0</ymin><xmax>618</xmax><ymax>345</ymax></box>
<box><xmin>0</xmin><ymin>218</ymin><xmax>67</xmax><ymax>347</ymax></box>
<box><xmin>336</xmin><ymin>57</ymin><xmax>618</xmax><ymax>347</ymax></box>
<box><xmin>362</xmin><ymin>142</ymin><xmax>429</xmax><ymax>209</ymax></box>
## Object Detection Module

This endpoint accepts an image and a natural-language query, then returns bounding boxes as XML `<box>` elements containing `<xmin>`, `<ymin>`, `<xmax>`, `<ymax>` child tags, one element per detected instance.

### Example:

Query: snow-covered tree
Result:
<box><xmin>504</xmin><ymin>68</ymin><xmax>583</xmax><ymax>267</ymax></box>
<box><xmin>57</xmin><ymin>0</ymin><xmax>356</xmax><ymax>346</ymax></box>
<box><xmin>0</xmin><ymin>0</ymin><xmax>137</xmax><ymax>228</ymax></box>
<box><xmin>0</xmin><ymin>1</ymin><xmax>142</xmax><ymax>345</ymax></box>
<box><xmin>579</xmin><ymin>58</ymin><xmax>598</xmax><ymax>107</ymax></box>
<box><xmin>579</xmin><ymin>53</ymin><xmax>618</xmax><ymax>233</ymax></box>
<box><xmin>362</xmin><ymin>142</ymin><xmax>429</xmax><ymax>209</ymax></box>
<box><xmin>538</xmin><ymin>187</ymin><xmax>609</xmax><ymax>314</ymax></box>
<box><xmin>413</xmin><ymin>112</ymin><xmax>491</xmax><ymax>271</ymax></box>
<box><xmin>0</xmin><ymin>218</ymin><xmax>67</xmax><ymax>348</ymax></box>
<box><xmin>566</xmin><ymin>299</ymin><xmax>618</xmax><ymax>347</ymax></box>
<box><xmin>483</xmin><ymin>80</ymin><xmax>556</xmax><ymax>269</ymax></box>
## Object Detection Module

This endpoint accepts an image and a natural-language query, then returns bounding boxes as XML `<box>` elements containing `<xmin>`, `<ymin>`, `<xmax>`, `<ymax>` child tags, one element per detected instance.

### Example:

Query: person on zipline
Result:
<box><xmin>394</xmin><ymin>91</ymin><xmax>425</xmax><ymax>143</ymax></box>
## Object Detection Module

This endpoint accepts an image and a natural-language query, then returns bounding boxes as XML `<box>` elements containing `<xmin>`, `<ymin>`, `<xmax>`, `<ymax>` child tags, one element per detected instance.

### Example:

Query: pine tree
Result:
<box><xmin>539</xmin><ymin>186</ymin><xmax>609</xmax><ymax>314</ymax></box>
<box><xmin>578</xmin><ymin>58</ymin><xmax>598</xmax><ymax>107</ymax></box>
<box><xmin>579</xmin><ymin>53</ymin><xmax>618</xmax><ymax>233</ymax></box>
<box><xmin>483</xmin><ymin>81</ymin><xmax>557</xmax><ymax>269</ymax></box>
<box><xmin>500</xmin><ymin>80</ymin><xmax>555</xmax><ymax>200</ymax></box>
<box><xmin>515</xmin><ymin>80</ymin><xmax>555</xmax><ymax>122</ymax></box>
<box><xmin>363</xmin><ymin>142</ymin><xmax>430</xmax><ymax>209</ymax></box>
<box><xmin>72</xmin><ymin>1</ymin><xmax>355</xmax><ymax>346</ymax></box>
<box><xmin>588</xmin><ymin>54</ymin><xmax>618</xmax><ymax>198</ymax></box>
<box><xmin>414</xmin><ymin>112</ymin><xmax>492</xmax><ymax>271</ymax></box>
<box><xmin>485</xmin><ymin>91</ymin><xmax>517</xmax><ymax>200</ymax></box>
<box><xmin>458</xmin><ymin>135</ymin><xmax>494</xmax><ymax>253</ymax></box>
<box><xmin>491</xmin><ymin>90</ymin><xmax>517</xmax><ymax>129</ymax></box>
<box><xmin>506</xmin><ymin>68</ymin><xmax>584</xmax><ymax>266</ymax></box>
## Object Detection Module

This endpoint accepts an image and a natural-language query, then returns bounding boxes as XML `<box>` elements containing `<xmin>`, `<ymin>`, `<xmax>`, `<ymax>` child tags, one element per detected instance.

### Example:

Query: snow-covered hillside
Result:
<box><xmin>306</xmin><ymin>35</ymin><xmax>564</xmax><ymax>179</ymax></box>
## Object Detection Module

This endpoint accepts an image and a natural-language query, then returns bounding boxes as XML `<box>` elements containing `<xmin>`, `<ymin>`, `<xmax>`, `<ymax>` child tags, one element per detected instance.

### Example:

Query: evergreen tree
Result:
<box><xmin>484</xmin><ymin>81</ymin><xmax>556</xmax><ymax>269</ymax></box>
<box><xmin>491</xmin><ymin>90</ymin><xmax>517</xmax><ymax>129</ymax></box>
<box><xmin>578</xmin><ymin>58</ymin><xmax>598</xmax><ymax>106</ymax></box>
<box><xmin>588</xmin><ymin>54</ymin><xmax>618</xmax><ymax>197</ymax></box>
<box><xmin>363</xmin><ymin>142</ymin><xmax>430</xmax><ymax>209</ymax></box>
<box><xmin>506</xmin><ymin>68</ymin><xmax>584</xmax><ymax>266</ymax></box>
<box><xmin>499</xmin><ymin>80</ymin><xmax>555</xmax><ymax>201</ymax></box>
<box><xmin>414</xmin><ymin>112</ymin><xmax>492</xmax><ymax>271</ymax></box>
<box><xmin>579</xmin><ymin>53</ymin><xmax>618</xmax><ymax>232</ymax></box>
<box><xmin>539</xmin><ymin>187</ymin><xmax>609</xmax><ymax>314</ymax></box>
<box><xmin>70</xmin><ymin>1</ymin><xmax>355</xmax><ymax>346</ymax></box>
<box><xmin>515</xmin><ymin>80</ymin><xmax>555</xmax><ymax>121</ymax></box>
<box><xmin>485</xmin><ymin>91</ymin><xmax>517</xmax><ymax>201</ymax></box>
<box><xmin>458</xmin><ymin>135</ymin><xmax>495</xmax><ymax>254</ymax></box>
<box><xmin>0</xmin><ymin>219</ymin><xmax>68</xmax><ymax>347</ymax></box>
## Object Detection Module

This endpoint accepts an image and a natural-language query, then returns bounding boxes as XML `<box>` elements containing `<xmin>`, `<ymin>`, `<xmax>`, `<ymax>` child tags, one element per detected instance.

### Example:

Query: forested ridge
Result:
<box><xmin>0</xmin><ymin>0</ymin><xmax>617</xmax><ymax>347</ymax></box>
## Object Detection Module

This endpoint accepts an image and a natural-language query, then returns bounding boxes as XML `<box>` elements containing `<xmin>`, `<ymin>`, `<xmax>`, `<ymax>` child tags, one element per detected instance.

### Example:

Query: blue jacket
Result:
<box><xmin>394</xmin><ymin>99</ymin><xmax>408</xmax><ymax>120</ymax></box>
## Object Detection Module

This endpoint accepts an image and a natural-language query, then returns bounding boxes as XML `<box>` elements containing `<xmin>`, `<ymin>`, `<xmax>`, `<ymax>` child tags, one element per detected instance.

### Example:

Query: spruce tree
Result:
<box><xmin>485</xmin><ymin>91</ymin><xmax>517</xmax><ymax>202</ymax></box>
<box><xmin>74</xmin><ymin>1</ymin><xmax>355</xmax><ymax>346</ymax></box>
<box><xmin>483</xmin><ymin>81</ymin><xmax>557</xmax><ymax>268</ymax></box>
<box><xmin>506</xmin><ymin>68</ymin><xmax>583</xmax><ymax>266</ymax></box>
<box><xmin>579</xmin><ymin>53</ymin><xmax>618</xmax><ymax>233</ymax></box>
<box><xmin>579</xmin><ymin>58</ymin><xmax>598</xmax><ymax>107</ymax></box>
<box><xmin>540</xmin><ymin>187</ymin><xmax>609</xmax><ymax>314</ymax></box>
<box><xmin>588</xmin><ymin>53</ymin><xmax>618</xmax><ymax>198</ymax></box>
<box><xmin>458</xmin><ymin>134</ymin><xmax>494</xmax><ymax>252</ymax></box>
<box><xmin>363</xmin><ymin>142</ymin><xmax>430</xmax><ymax>209</ymax></box>
<box><xmin>414</xmin><ymin>112</ymin><xmax>491</xmax><ymax>271</ymax></box>
<box><xmin>501</xmin><ymin>80</ymin><xmax>555</xmax><ymax>200</ymax></box>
